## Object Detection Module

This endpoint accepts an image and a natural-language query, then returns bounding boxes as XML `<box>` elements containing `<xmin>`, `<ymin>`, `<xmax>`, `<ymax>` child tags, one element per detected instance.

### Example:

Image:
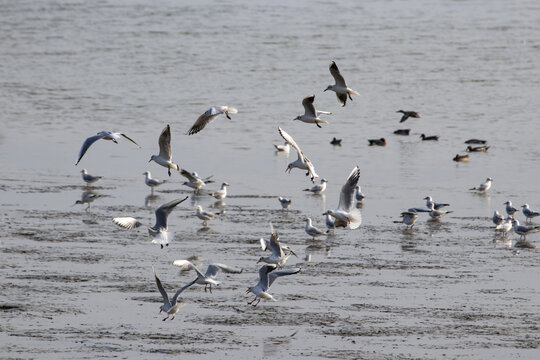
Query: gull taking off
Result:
<box><xmin>258</xmin><ymin>230</ymin><xmax>293</xmax><ymax>268</ymax></box>
<box><xmin>397</xmin><ymin>110</ymin><xmax>421</xmax><ymax>123</ymax></box>
<box><xmin>260</xmin><ymin>223</ymin><xmax>297</xmax><ymax>258</ymax></box>
<box><xmin>322</xmin><ymin>166</ymin><xmax>362</xmax><ymax>229</ymax></box>
<box><xmin>424</xmin><ymin>196</ymin><xmax>449</xmax><ymax>210</ymax></box>
<box><xmin>470</xmin><ymin>177</ymin><xmax>492</xmax><ymax>192</ymax></box>
<box><xmin>149</xmin><ymin>124</ymin><xmax>180</xmax><ymax>176</ymax></box>
<box><xmin>278</xmin><ymin>127</ymin><xmax>319</xmax><ymax>183</ymax></box>
<box><xmin>143</xmin><ymin>171</ymin><xmax>166</xmax><ymax>195</ymax></box>
<box><xmin>187</xmin><ymin>106</ymin><xmax>238</xmax><ymax>135</ymax></box>
<box><xmin>80</xmin><ymin>169</ymin><xmax>102</xmax><ymax>185</ymax></box>
<box><xmin>303</xmin><ymin>179</ymin><xmax>327</xmax><ymax>194</ymax></box>
<box><xmin>324</xmin><ymin>61</ymin><xmax>359</xmax><ymax>106</ymax></box>
<box><xmin>181</xmin><ymin>169</ymin><xmax>213</xmax><ymax>194</ymax></box>
<box><xmin>394</xmin><ymin>211</ymin><xmax>419</xmax><ymax>229</ymax></box>
<box><xmin>210</xmin><ymin>182</ymin><xmax>229</xmax><ymax>200</ymax></box>
<box><xmin>75</xmin><ymin>131</ymin><xmax>140</xmax><ymax>165</ymax></box>
<box><xmin>152</xmin><ymin>266</ymin><xmax>191</xmax><ymax>321</ymax></box>
<box><xmin>112</xmin><ymin>196</ymin><xmax>188</xmax><ymax>248</ymax></box>
<box><xmin>522</xmin><ymin>204</ymin><xmax>540</xmax><ymax>223</ymax></box>
<box><xmin>294</xmin><ymin>95</ymin><xmax>331</xmax><ymax>128</ymax></box>
<box><xmin>246</xmin><ymin>264</ymin><xmax>300</xmax><ymax>307</ymax></box>
<box><xmin>172</xmin><ymin>260</ymin><xmax>242</xmax><ymax>293</ymax></box>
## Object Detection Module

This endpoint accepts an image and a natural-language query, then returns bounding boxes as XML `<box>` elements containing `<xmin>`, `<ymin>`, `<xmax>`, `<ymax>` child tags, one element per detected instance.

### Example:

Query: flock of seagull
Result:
<box><xmin>73</xmin><ymin>61</ymin><xmax>539</xmax><ymax>320</ymax></box>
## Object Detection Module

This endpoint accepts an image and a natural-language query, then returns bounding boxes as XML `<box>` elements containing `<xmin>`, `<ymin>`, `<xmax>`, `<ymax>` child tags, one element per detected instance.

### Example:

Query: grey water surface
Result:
<box><xmin>1</xmin><ymin>0</ymin><xmax>540</xmax><ymax>359</ymax></box>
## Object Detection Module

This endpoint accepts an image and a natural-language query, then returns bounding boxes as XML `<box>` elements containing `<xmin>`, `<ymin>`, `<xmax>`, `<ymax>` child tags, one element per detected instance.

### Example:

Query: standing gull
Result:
<box><xmin>397</xmin><ymin>110</ymin><xmax>421</xmax><ymax>123</ymax></box>
<box><xmin>187</xmin><ymin>106</ymin><xmax>238</xmax><ymax>135</ymax></box>
<box><xmin>522</xmin><ymin>204</ymin><xmax>540</xmax><ymax>223</ymax></box>
<box><xmin>469</xmin><ymin>177</ymin><xmax>493</xmax><ymax>192</ymax></box>
<box><xmin>143</xmin><ymin>171</ymin><xmax>166</xmax><ymax>195</ymax></box>
<box><xmin>324</xmin><ymin>61</ymin><xmax>359</xmax><ymax>106</ymax></box>
<box><xmin>246</xmin><ymin>264</ymin><xmax>300</xmax><ymax>307</ymax></box>
<box><xmin>75</xmin><ymin>131</ymin><xmax>140</xmax><ymax>165</ymax></box>
<box><xmin>294</xmin><ymin>95</ymin><xmax>331</xmax><ymax>128</ymax></box>
<box><xmin>209</xmin><ymin>182</ymin><xmax>229</xmax><ymax>200</ymax></box>
<box><xmin>74</xmin><ymin>191</ymin><xmax>101</xmax><ymax>210</ymax></box>
<box><xmin>172</xmin><ymin>260</ymin><xmax>242</xmax><ymax>293</ymax></box>
<box><xmin>427</xmin><ymin>203</ymin><xmax>453</xmax><ymax>220</ymax></box>
<box><xmin>278</xmin><ymin>197</ymin><xmax>292</xmax><ymax>210</ymax></box>
<box><xmin>195</xmin><ymin>205</ymin><xmax>220</xmax><ymax>226</ymax></box>
<box><xmin>325</xmin><ymin>213</ymin><xmax>336</xmax><ymax>233</ymax></box>
<box><xmin>492</xmin><ymin>210</ymin><xmax>504</xmax><ymax>226</ymax></box>
<box><xmin>511</xmin><ymin>218</ymin><xmax>540</xmax><ymax>240</ymax></box>
<box><xmin>355</xmin><ymin>185</ymin><xmax>365</xmax><ymax>203</ymax></box>
<box><xmin>80</xmin><ymin>169</ymin><xmax>102</xmax><ymax>185</ymax></box>
<box><xmin>495</xmin><ymin>217</ymin><xmax>512</xmax><ymax>236</ymax></box>
<box><xmin>303</xmin><ymin>179</ymin><xmax>328</xmax><ymax>195</ymax></box>
<box><xmin>304</xmin><ymin>218</ymin><xmax>325</xmax><ymax>239</ymax></box>
<box><xmin>112</xmin><ymin>196</ymin><xmax>188</xmax><ymax>248</ymax></box>
<box><xmin>149</xmin><ymin>124</ymin><xmax>180</xmax><ymax>176</ymax></box>
<box><xmin>274</xmin><ymin>141</ymin><xmax>290</xmax><ymax>153</ymax></box>
<box><xmin>394</xmin><ymin>211</ymin><xmax>419</xmax><ymax>229</ymax></box>
<box><xmin>152</xmin><ymin>266</ymin><xmax>191</xmax><ymax>321</ymax></box>
<box><xmin>322</xmin><ymin>166</ymin><xmax>362</xmax><ymax>229</ymax></box>
<box><xmin>504</xmin><ymin>201</ymin><xmax>518</xmax><ymax>216</ymax></box>
<box><xmin>278</xmin><ymin>127</ymin><xmax>319</xmax><ymax>183</ymax></box>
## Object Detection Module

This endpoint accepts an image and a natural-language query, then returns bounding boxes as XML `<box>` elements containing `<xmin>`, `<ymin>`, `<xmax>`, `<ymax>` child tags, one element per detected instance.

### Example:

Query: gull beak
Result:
<box><xmin>159</xmin><ymin>309</ymin><xmax>162</xmax><ymax>313</ymax></box>
<box><xmin>323</xmin><ymin>88</ymin><xmax>328</xmax><ymax>92</ymax></box>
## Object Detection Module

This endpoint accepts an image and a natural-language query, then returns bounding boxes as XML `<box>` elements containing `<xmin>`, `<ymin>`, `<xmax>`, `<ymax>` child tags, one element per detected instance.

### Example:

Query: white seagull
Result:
<box><xmin>152</xmin><ymin>266</ymin><xmax>190</xmax><ymax>321</ymax></box>
<box><xmin>511</xmin><ymin>218</ymin><xmax>540</xmax><ymax>240</ymax></box>
<box><xmin>209</xmin><ymin>182</ymin><xmax>229</xmax><ymax>200</ymax></box>
<box><xmin>75</xmin><ymin>131</ymin><xmax>140</xmax><ymax>165</ymax></box>
<box><xmin>495</xmin><ymin>217</ymin><xmax>512</xmax><ymax>236</ymax></box>
<box><xmin>504</xmin><ymin>201</ymin><xmax>518</xmax><ymax>216</ymax></box>
<box><xmin>322</xmin><ymin>166</ymin><xmax>362</xmax><ymax>229</ymax></box>
<box><xmin>187</xmin><ymin>106</ymin><xmax>238</xmax><ymax>135</ymax></box>
<box><xmin>522</xmin><ymin>204</ymin><xmax>540</xmax><ymax>223</ymax></box>
<box><xmin>112</xmin><ymin>196</ymin><xmax>188</xmax><ymax>248</ymax></box>
<box><xmin>278</xmin><ymin>127</ymin><xmax>319</xmax><ymax>183</ymax></box>
<box><xmin>258</xmin><ymin>230</ymin><xmax>293</xmax><ymax>268</ymax></box>
<box><xmin>74</xmin><ymin>191</ymin><xmax>101</xmax><ymax>210</ymax></box>
<box><xmin>181</xmin><ymin>169</ymin><xmax>213</xmax><ymax>193</ymax></box>
<box><xmin>492</xmin><ymin>210</ymin><xmax>504</xmax><ymax>226</ymax></box>
<box><xmin>195</xmin><ymin>205</ymin><xmax>219</xmax><ymax>226</ymax></box>
<box><xmin>355</xmin><ymin>185</ymin><xmax>365</xmax><ymax>203</ymax></box>
<box><xmin>278</xmin><ymin>197</ymin><xmax>292</xmax><ymax>210</ymax></box>
<box><xmin>394</xmin><ymin>211</ymin><xmax>419</xmax><ymax>229</ymax></box>
<box><xmin>424</xmin><ymin>196</ymin><xmax>450</xmax><ymax>210</ymax></box>
<box><xmin>142</xmin><ymin>171</ymin><xmax>166</xmax><ymax>195</ymax></box>
<box><xmin>274</xmin><ymin>141</ymin><xmax>290</xmax><ymax>153</ymax></box>
<box><xmin>172</xmin><ymin>259</ymin><xmax>242</xmax><ymax>293</ymax></box>
<box><xmin>294</xmin><ymin>95</ymin><xmax>331</xmax><ymax>128</ymax></box>
<box><xmin>304</xmin><ymin>218</ymin><xmax>326</xmax><ymax>239</ymax></box>
<box><xmin>303</xmin><ymin>179</ymin><xmax>328</xmax><ymax>194</ymax></box>
<box><xmin>427</xmin><ymin>203</ymin><xmax>453</xmax><ymax>220</ymax></box>
<box><xmin>469</xmin><ymin>177</ymin><xmax>493</xmax><ymax>192</ymax></box>
<box><xmin>149</xmin><ymin>124</ymin><xmax>180</xmax><ymax>176</ymax></box>
<box><xmin>80</xmin><ymin>169</ymin><xmax>102</xmax><ymax>185</ymax></box>
<box><xmin>324</xmin><ymin>61</ymin><xmax>359</xmax><ymax>106</ymax></box>
<box><xmin>246</xmin><ymin>265</ymin><xmax>300</xmax><ymax>307</ymax></box>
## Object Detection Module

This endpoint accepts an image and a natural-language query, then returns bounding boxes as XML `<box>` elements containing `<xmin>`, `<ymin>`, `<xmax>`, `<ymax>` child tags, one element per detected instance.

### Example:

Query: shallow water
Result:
<box><xmin>1</xmin><ymin>0</ymin><xmax>540</xmax><ymax>359</ymax></box>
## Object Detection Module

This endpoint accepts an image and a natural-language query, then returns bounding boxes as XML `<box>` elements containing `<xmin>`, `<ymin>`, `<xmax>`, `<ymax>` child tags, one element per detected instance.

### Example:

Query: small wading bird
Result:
<box><xmin>152</xmin><ymin>266</ymin><xmax>190</xmax><ymax>321</ymax></box>
<box><xmin>294</xmin><ymin>94</ymin><xmax>331</xmax><ymax>128</ymax></box>
<box><xmin>149</xmin><ymin>124</ymin><xmax>180</xmax><ymax>176</ymax></box>
<box><xmin>75</xmin><ymin>131</ymin><xmax>140</xmax><ymax>165</ymax></box>
<box><xmin>172</xmin><ymin>259</ymin><xmax>242</xmax><ymax>293</ymax></box>
<box><xmin>246</xmin><ymin>264</ymin><xmax>300</xmax><ymax>307</ymax></box>
<box><xmin>394</xmin><ymin>211</ymin><xmax>419</xmax><ymax>229</ymax></box>
<box><xmin>322</xmin><ymin>166</ymin><xmax>362</xmax><ymax>229</ymax></box>
<box><xmin>278</xmin><ymin>127</ymin><xmax>319</xmax><ymax>183</ymax></box>
<box><xmin>195</xmin><ymin>205</ymin><xmax>220</xmax><ymax>226</ymax></box>
<box><xmin>80</xmin><ymin>169</ymin><xmax>102</xmax><ymax>185</ymax></box>
<box><xmin>396</xmin><ymin>110</ymin><xmax>421</xmax><ymax>123</ymax></box>
<box><xmin>142</xmin><ymin>171</ymin><xmax>166</xmax><ymax>195</ymax></box>
<box><xmin>470</xmin><ymin>177</ymin><xmax>493</xmax><ymax>192</ymax></box>
<box><xmin>187</xmin><ymin>106</ymin><xmax>238</xmax><ymax>135</ymax></box>
<box><xmin>112</xmin><ymin>196</ymin><xmax>188</xmax><ymax>248</ymax></box>
<box><xmin>324</xmin><ymin>61</ymin><xmax>359</xmax><ymax>106</ymax></box>
<box><xmin>74</xmin><ymin>191</ymin><xmax>101</xmax><ymax>210</ymax></box>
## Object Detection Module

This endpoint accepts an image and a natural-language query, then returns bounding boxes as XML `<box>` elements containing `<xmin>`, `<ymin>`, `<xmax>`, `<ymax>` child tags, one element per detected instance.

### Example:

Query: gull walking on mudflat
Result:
<box><xmin>303</xmin><ymin>179</ymin><xmax>327</xmax><ymax>195</ymax></box>
<box><xmin>149</xmin><ymin>124</ymin><xmax>180</xmax><ymax>176</ymax></box>
<box><xmin>112</xmin><ymin>196</ymin><xmax>188</xmax><ymax>248</ymax></box>
<box><xmin>143</xmin><ymin>171</ymin><xmax>166</xmax><ymax>195</ymax></box>
<box><xmin>294</xmin><ymin>95</ymin><xmax>331</xmax><ymax>128</ymax></box>
<box><xmin>470</xmin><ymin>177</ymin><xmax>492</xmax><ymax>192</ymax></box>
<box><xmin>278</xmin><ymin>127</ymin><xmax>319</xmax><ymax>183</ymax></box>
<box><xmin>75</xmin><ymin>131</ymin><xmax>140</xmax><ymax>165</ymax></box>
<box><xmin>522</xmin><ymin>204</ymin><xmax>540</xmax><ymax>223</ymax></box>
<box><xmin>394</xmin><ymin>211</ymin><xmax>418</xmax><ymax>229</ymax></box>
<box><xmin>396</xmin><ymin>110</ymin><xmax>421</xmax><ymax>123</ymax></box>
<box><xmin>305</xmin><ymin>218</ymin><xmax>325</xmax><ymax>239</ymax></box>
<box><xmin>511</xmin><ymin>218</ymin><xmax>540</xmax><ymax>240</ymax></box>
<box><xmin>210</xmin><ymin>182</ymin><xmax>229</xmax><ymax>200</ymax></box>
<box><xmin>278</xmin><ymin>197</ymin><xmax>292</xmax><ymax>210</ymax></box>
<box><xmin>80</xmin><ymin>169</ymin><xmax>102</xmax><ymax>185</ymax></box>
<box><xmin>74</xmin><ymin>191</ymin><xmax>101</xmax><ymax>210</ymax></box>
<box><xmin>504</xmin><ymin>201</ymin><xmax>518</xmax><ymax>216</ymax></box>
<box><xmin>187</xmin><ymin>106</ymin><xmax>238</xmax><ymax>135</ymax></box>
<box><xmin>172</xmin><ymin>260</ymin><xmax>242</xmax><ymax>293</ymax></box>
<box><xmin>152</xmin><ymin>266</ymin><xmax>190</xmax><ymax>321</ymax></box>
<box><xmin>246</xmin><ymin>265</ymin><xmax>300</xmax><ymax>307</ymax></box>
<box><xmin>324</xmin><ymin>61</ymin><xmax>359</xmax><ymax>106</ymax></box>
<box><xmin>322</xmin><ymin>166</ymin><xmax>362</xmax><ymax>229</ymax></box>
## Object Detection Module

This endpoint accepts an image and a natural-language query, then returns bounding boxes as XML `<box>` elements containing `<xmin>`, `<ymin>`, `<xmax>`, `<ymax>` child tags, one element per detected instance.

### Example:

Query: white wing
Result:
<box><xmin>337</xmin><ymin>166</ymin><xmax>361</xmax><ymax>212</ymax></box>
<box><xmin>113</xmin><ymin>217</ymin><xmax>142</xmax><ymax>230</ymax></box>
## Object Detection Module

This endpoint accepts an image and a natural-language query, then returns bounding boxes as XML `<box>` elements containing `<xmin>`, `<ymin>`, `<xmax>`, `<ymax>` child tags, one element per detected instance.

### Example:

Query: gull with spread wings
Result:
<box><xmin>149</xmin><ymin>124</ymin><xmax>180</xmax><ymax>176</ymax></box>
<box><xmin>323</xmin><ymin>166</ymin><xmax>362</xmax><ymax>229</ymax></box>
<box><xmin>294</xmin><ymin>94</ymin><xmax>331</xmax><ymax>128</ymax></box>
<box><xmin>75</xmin><ymin>131</ymin><xmax>140</xmax><ymax>165</ymax></box>
<box><xmin>324</xmin><ymin>61</ymin><xmax>359</xmax><ymax>106</ymax></box>
<box><xmin>172</xmin><ymin>259</ymin><xmax>242</xmax><ymax>293</ymax></box>
<box><xmin>278</xmin><ymin>127</ymin><xmax>319</xmax><ymax>183</ymax></box>
<box><xmin>152</xmin><ymin>266</ymin><xmax>191</xmax><ymax>321</ymax></box>
<box><xmin>187</xmin><ymin>106</ymin><xmax>238</xmax><ymax>135</ymax></box>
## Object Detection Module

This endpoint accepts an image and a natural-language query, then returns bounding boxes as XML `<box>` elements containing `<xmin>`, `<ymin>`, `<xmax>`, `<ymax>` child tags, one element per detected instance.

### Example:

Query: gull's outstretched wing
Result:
<box><xmin>76</xmin><ymin>133</ymin><xmax>107</xmax><ymax>165</ymax></box>
<box><xmin>337</xmin><ymin>166</ymin><xmax>361</xmax><ymax>212</ymax></box>
<box><xmin>158</xmin><ymin>125</ymin><xmax>172</xmax><ymax>160</ymax></box>
<box><xmin>302</xmin><ymin>95</ymin><xmax>317</xmax><ymax>117</ymax></box>
<box><xmin>154</xmin><ymin>196</ymin><xmax>189</xmax><ymax>229</ymax></box>
<box><xmin>113</xmin><ymin>217</ymin><xmax>143</xmax><ymax>230</ymax></box>
<box><xmin>188</xmin><ymin>107</ymin><xmax>219</xmax><ymax>135</ymax></box>
<box><xmin>329</xmin><ymin>61</ymin><xmax>346</xmax><ymax>87</ymax></box>
<box><xmin>152</xmin><ymin>266</ymin><xmax>171</xmax><ymax>309</ymax></box>
<box><xmin>205</xmin><ymin>263</ymin><xmax>243</xmax><ymax>279</ymax></box>
<box><xmin>119</xmin><ymin>133</ymin><xmax>140</xmax><ymax>147</ymax></box>
<box><xmin>268</xmin><ymin>268</ymin><xmax>301</xmax><ymax>288</ymax></box>
<box><xmin>256</xmin><ymin>264</ymin><xmax>276</xmax><ymax>292</ymax></box>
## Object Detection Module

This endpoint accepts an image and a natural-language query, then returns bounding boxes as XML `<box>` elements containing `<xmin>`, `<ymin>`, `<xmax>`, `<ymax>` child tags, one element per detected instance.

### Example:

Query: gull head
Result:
<box><xmin>293</xmin><ymin>115</ymin><xmax>301</xmax><ymax>121</ymax></box>
<box><xmin>81</xmin><ymin>169</ymin><xmax>88</xmax><ymax>174</ymax></box>
<box><xmin>423</xmin><ymin>196</ymin><xmax>432</xmax><ymax>201</ymax></box>
<box><xmin>324</xmin><ymin>85</ymin><xmax>333</xmax><ymax>92</ymax></box>
<box><xmin>504</xmin><ymin>201</ymin><xmax>511</xmax><ymax>205</ymax></box>
<box><xmin>487</xmin><ymin>177</ymin><xmax>493</xmax><ymax>182</ymax></box>
<box><xmin>522</xmin><ymin>204</ymin><xmax>529</xmax><ymax>209</ymax></box>
<box><xmin>321</xmin><ymin>179</ymin><xmax>328</xmax><ymax>183</ymax></box>
<box><xmin>285</xmin><ymin>164</ymin><xmax>293</xmax><ymax>173</ymax></box>
<box><xmin>142</xmin><ymin>171</ymin><xmax>150</xmax><ymax>176</ymax></box>
<box><xmin>149</xmin><ymin>155</ymin><xmax>156</xmax><ymax>163</ymax></box>
<box><xmin>256</xmin><ymin>256</ymin><xmax>265</xmax><ymax>264</ymax></box>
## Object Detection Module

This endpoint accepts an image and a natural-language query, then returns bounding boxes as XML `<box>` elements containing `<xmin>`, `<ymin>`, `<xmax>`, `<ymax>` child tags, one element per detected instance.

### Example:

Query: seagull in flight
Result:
<box><xmin>322</xmin><ymin>166</ymin><xmax>362</xmax><ymax>229</ymax></box>
<box><xmin>324</xmin><ymin>61</ymin><xmax>359</xmax><ymax>106</ymax></box>
<box><xmin>258</xmin><ymin>230</ymin><xmax>293</xmax><ymax>268</ymax></box>
<box><xmin>149</xmin><ymin>124</ymin><xmax>180</xmax><ymax>176</ymax></box>
<box><xmin>172</xmin><ymin>259</ymin><xmax>242</xmax><ymax>293</ymax></box>
<box><xmin>278</xmin><ymin>127</ymin><xmax>319</xmax><ymax>183</ymax></box>
<box><xmin>246</xmin><ymin>265</ymin><xmax>300</xmax><ymax>307</ymax></box>
<box><xmin>294</xmin><ymin>95</ymin><xmax>331</xmax><ymax>128</ymax></box>
<box><xmin>187</xmin><ymin>106</ymin><xmax>238</xmax><ymax>135</ymax></box>
<box><xmin>181</xmin><ymin>169</ymin><xmax>213</xmax><ymax>193</ymax></box>
<box><xmin>152</xmin><ymin>266</ymin><xmax>191</xmax><ymax>321</ymax></box>
<box><xmin>112</xmin><ymin>196</ymin><xmax>188</xmax><ymax>248</ymax></box>
<box><xmin>75</xmin><ymin>131</ymin><xmax>140</xmax><ymax>165</ymax></box>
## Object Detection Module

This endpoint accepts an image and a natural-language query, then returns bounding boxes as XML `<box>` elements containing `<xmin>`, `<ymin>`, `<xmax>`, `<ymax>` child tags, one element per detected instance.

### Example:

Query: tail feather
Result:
<box><xmin>348</xmin><ymin>208</ymin><xmax>362</xmax><ymax>229</ymax></box>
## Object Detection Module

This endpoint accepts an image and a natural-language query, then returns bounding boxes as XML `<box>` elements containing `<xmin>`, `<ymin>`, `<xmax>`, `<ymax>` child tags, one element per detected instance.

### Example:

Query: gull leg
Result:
<box><xmin>160</xmin><ymin>244</ymin><xmax>164</xmax><ymax>249</ymax></box>
<box><xmin>348</xmin><ymin>93</ymin><xmax>353</xmax><ymax>101</ymax></box>
<box><xmin>209</xmin><ymin>284</ymin><xmax>212</xmax><ymax>294</ymax></box>
<box><xmin>170</xmin><ymin>316</ymin><xmax>175</xmax><ymax>320</ymax></box>
<box><xmin>204</xmin><ymin>284</ymin><xmax>207</xmax><ymax>293</ymax></box>
<box><xmin>316</xmin><ymin>123</ymin><xmax>321</xmax><ymax>129</ymax></box>
<box><xmin>252</xmin><ymin>298</ymin><xmax>261</xmax><ymax>307</ymax></box>
<box><xmin>168</xmin><ymin>168</ymin><xmax>171</xmax><ymax>176</ymax></box>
